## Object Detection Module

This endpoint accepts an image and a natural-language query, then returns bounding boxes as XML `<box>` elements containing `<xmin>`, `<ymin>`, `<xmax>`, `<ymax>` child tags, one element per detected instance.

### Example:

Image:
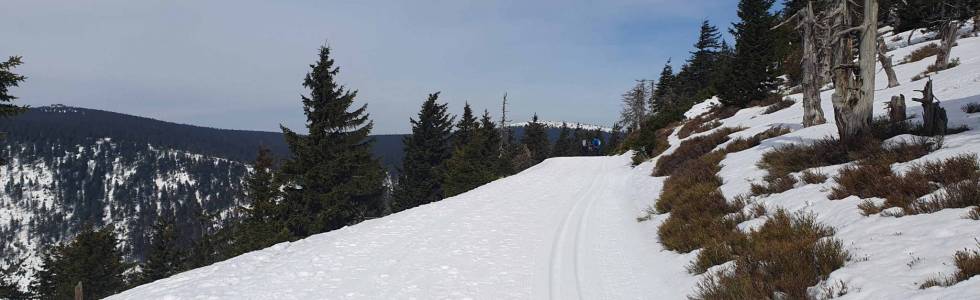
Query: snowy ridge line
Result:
<box><xmin>507</xmin><ymin>121</ymin><xmax>612</xmax><ymax>132</ymax></box>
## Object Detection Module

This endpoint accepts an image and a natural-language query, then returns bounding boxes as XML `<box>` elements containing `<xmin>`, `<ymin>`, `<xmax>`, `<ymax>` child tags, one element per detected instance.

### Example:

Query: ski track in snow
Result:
<box><xmin>111</xmin><ymin>156</ymin><xmax>695</xmax><ymax>300</ymax></box>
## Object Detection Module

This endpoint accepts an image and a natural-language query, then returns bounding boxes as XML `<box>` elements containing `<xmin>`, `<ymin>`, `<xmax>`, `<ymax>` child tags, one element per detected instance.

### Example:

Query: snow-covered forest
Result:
<box><xmin>3</xmin><ymin>0</ymin><xmax>980</xmax><ymax>299</ymax></box>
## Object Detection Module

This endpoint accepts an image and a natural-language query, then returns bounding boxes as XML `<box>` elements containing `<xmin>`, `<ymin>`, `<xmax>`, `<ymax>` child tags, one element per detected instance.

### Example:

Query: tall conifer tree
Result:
<box><xmin>31</xmin><ymin>226</ymin><xmax>128</xmax><ymax>299</ymax></box>
<box><xmin>279</xmin><ymin>46</ymin><xmax>385</xmax><ymax>238</ymax></box>
<box><xmin>453</xmin><ymin>103</ymin><xmax>477</xmax><ymax>149</ymax></box>
<box><xmin>392</xmin><ymin>92</ymin><xmax>454</xmax><ymax>211</ymax></box>
<box><xmin>683</xmin><ymin>20</ymin><xmax>723</xmax><ymax>99</ymax></box>
<box><xmin>232</xmin><ymin>146</ymin><xmax>287</xmax><ymax>255</ymax></box>
<box><xmin>718</xmin><ymin>0</ymin><xmax>781</xmax><ymax>107</ymax></box>
<box><xmin>0</xmin><ymin>56</ymin><xmax>27</xmax><ymax>165</ymax></box>
<box><xmin>651</xmin><ymin>61</ymin><xmax>678</xmax><ymax>117</ymax></box>
<box><xmin>139</xmin><ymin>216</ymin><xmax>184</xmax><ymax>284</ymax></box>
<box><xmin>551</xmin><ymin>123</ymin><xmax>575</xmax><ymax>157</ymax></box>
<box><xmin>521</xmin><ymin>114</ymin><xmax>551</xmax><ymax>164</ymax></box>
<box><xmin>444</xmin><ymin>111</ymin><xmax>501</xmax><ymax>197</ymax></box>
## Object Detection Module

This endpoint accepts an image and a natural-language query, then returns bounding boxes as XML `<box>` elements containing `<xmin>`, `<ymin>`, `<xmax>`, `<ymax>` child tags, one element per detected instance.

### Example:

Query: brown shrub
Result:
<box><xmin>750</xmin><ymin>173</ymin><xmax>798</xmax><ymax>196</ymax></box>
<box><xmin>919</xmin><ymin>243</ymin><xmax>980</xmax><ymax>289</ymax></box>
<box><xmin>858</xmin><ymin>199</ymin><xmax>885</xmax><ymax>216</ymax></box>
<box><xmin>693</xmin><ymin>211</ymin><xmax>849</xmax><ymax>299</ymax></box>
<box><xmin>903</xmin><ymin>43</ymin><xmax>940</xmax><ymax>63</ymax></box>
<box><xmin>912</xmin><ymin>58</ymin><xmax>961</xmax><ymax>81</ymax></box>
<box><xmin>724</xmin><ymin>126</ymin><xmax>792</xmax><ymax>153</ymax></box>
<box><xmin>801</xmin><ymin>170</ymin><xmax>828</xmax><ymax>184</ymax></box>
<box><xmin>763</xmin><ymin>98</ymin><xmax>795</xmax><ymax>114</ymax></box>
<box><xmin>655</xmin><ymin>152</ymin><xmax>724</xmax><ymax>213</ymax></box>
<box><xmin>688</xmin><ymin>241</ymin><xmax>737</xmax><ymax>275</ymax></box>
<box><xmin>968</xmin><ymin>207</ymin><xmax>980</xmax><ymax>220</ymax></box>
<box><xmin>963</xmin><ymin>103</ymin><xmax>980</xmax><ymax>114</ymax></box>
<box><xmin>678</xmin><ymin>119</ymin><xmax>722</xmax><ymax>139</ymax></box>
<box><xmin>828</xmin><ymin>162</ymin><xmax>932</xmax><ymax>211</ymax></box>
<box><xmin>832</xmin><ymin>154</ymin><xmax>980</xmax><ymax>215</ymax></box>
<box><xmin>654</xmin><ymin>127</ymin><xmax>744</xmax><ymax>177</ymax></box>
<box><xmin>953</xmin><ymin>245</ymin><xmax>980</xmax><ymax>283</ymax></box>
<box><xmin>758</xmin><ymin>138</ymin><xmax>849</xmax><ymax>176</ymax></box>
<box><xmin>913</xmin><ymin>177</ymin><xmax>980</xmax><ymax>214</ymax></box>
<box><xmin>656</xmin><ymin>151</ymin><xmax>741</xmax><ymax>253</ymax></box>
<box><xmin>677</xmin><ymin>107</ymin><xmax>739</xmax><ymax>139</ymax></box>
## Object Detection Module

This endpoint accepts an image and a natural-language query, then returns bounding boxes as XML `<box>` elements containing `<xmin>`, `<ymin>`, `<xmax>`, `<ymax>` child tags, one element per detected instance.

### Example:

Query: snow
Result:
<box><xmin>111</xmin><ymin>155</ymin><xmax>697</xmax><ymax>299</ymax></box>
<box><xmin>113</xmin><ymin>26</ymin><xmax>980</xmax><ymax>299</ymax></box>
<box><xmin>684</xmin><ymin>96</ymin><xmax>721</xmax><ymax>119</ymax></box>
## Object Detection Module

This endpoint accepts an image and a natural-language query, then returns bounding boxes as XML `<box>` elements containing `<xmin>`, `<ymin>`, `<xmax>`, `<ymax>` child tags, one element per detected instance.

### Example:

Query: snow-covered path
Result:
<box><xmin>110</xmin><ymin>155</ymin><xmax>695</xmax><ymax>300</ymax></box>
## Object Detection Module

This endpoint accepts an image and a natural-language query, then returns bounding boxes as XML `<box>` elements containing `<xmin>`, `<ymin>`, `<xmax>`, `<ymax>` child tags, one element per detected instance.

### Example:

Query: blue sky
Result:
<box><xmin>1</xmin><ymin>0</ymin><xmax>743</xmax><ymax>134</ymax></box>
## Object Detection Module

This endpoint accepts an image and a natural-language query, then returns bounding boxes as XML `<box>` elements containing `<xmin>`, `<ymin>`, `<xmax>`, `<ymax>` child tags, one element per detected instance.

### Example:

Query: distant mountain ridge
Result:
<box><xmin>1</xmin><ymin>105</ymin><xmax>406</xmax><ymax>169</ymax></box>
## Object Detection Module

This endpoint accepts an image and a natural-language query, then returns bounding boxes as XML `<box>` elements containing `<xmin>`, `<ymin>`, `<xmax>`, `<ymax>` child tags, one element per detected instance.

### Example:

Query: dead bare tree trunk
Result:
<box><xmin>499</xmin><ymin>93</ymin><xmax>510</xmax><ymax>153</ymax></box>
<box><xmin>75</xmin><ymin>281</ymin><xmax>83</xmax><ymax>300</ymax></box>
<box><xmin>830</xmin><ymin>0</ymin><xmax>878</xmax><ymax>144</ymax></box>
<box><xmin>913</xmin><ymin>79</ymin><xmax>948</xmax><ymax>136</ymax></box>
<box><xmin>935</xmin><ymin>20</ymin><xmax>960</xmax><ymax>70</ymax></box>
<box><xmin>777</xmin><ymin>1</ymin><xmax>827</xmax><ymax>127</ymax></box>
<box><xmin>887</xmin><ymin>94</ymin><xmax>906</xmax><ymax>123</ymax></box>
<box><xmin>877</xmin><ymin>36</ymin><xmax>900</xmax><ymax>88</ymax></box>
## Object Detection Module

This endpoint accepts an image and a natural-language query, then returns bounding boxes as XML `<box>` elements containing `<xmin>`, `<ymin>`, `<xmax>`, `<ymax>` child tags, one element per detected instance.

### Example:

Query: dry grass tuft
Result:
<box><xmin>968</xmin><ymin>207</ymin><xmax>980</xmax><ymax>220</ymax></box>
<box><xmin>654</xmin><ymin>127</ymin><xmax>744</xmax><ymax>177</ymax></box>
<box><xmin>833</xmin><ymin>154</ymin><xmax>980</xmax><ymax>215</ymax></box>
<box><xmin>912</xmin><ymin>58</ymin><xmax>961</xmax><ymax>81</ymax></box>
<box><xmin>677</xmin><ymin>120</ymin><xmax>722</xmax><ymax>139</ymax></box>
<box><xmin>763</xmin><ymin>98</ymin><xmax>795</xmax><ymax>114</ymax></box>
<box><xmin>903</xmin><ymin>43</ymin><xmax>940</xmax><ymax>63</ymax></box>
<box><xmin>692</xmin><ymin>210</ymin><xmax>849</xmax><ymax>299</ymax></box>
<box><xmin>801</xmin><ymin>170</ymin><xmax>828</xmax><ymax>184</ymax></box>
<box><xmin>724</xmin><ymin>126</ymin><xmax>792</xmax><ymax>153</ymax></box>
<box><xmin>920</xmin><ymin>243</ymin><xmax>980</xmax><ymax>289</ymax></box>
<box><xmin>758</xmin><ymin>138</ymin><xmax>850</xmax><ymax>176</ymax></box>
<box><xmin>750</xmin><ymin>173</ymin><xmax>798</xmax><ymax>196</ymax></box>
<box><xmin>963</xmin><ymin>103</ymin><xmax>980</xmax><ymax>114</ymax></box>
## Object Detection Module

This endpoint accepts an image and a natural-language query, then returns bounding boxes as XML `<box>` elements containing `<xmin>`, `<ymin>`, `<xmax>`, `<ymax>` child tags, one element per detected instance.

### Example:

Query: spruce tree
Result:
<box><xmin>520</xmin><ymin>114</ymin><xmax>551</xmax><ymax>164</ymax></box>
<box><xmin>497</xmin><ymin>126</ymin><xmax>519</xmax><ymax>176</ymax></box>
<box><xmin>234</xmin><ymin>146</ymin><xmax>287</xmax><ymax>254</ymax></box>
<box><xmin>683</xmin><ymin>20</ymin><xmax>723</xmax><ymax>99</ymax></box>
<box><xmin>651</xmin><ymin>61</ymin><xmax>678</xmax><ymax>117</ymax></box>
<box><xmin>139</xmin><ymin>216</ymin><xmax>184</xmax><ymax>284</ymax></box>
<box><xmin>476</xmin><ymin>110</ymin><xmax>502</xmax><ymax>168</ymax></box>
<box><xmin>607</xmin><ymin>124</ymin><xmax>624</xmax><ymax>155</ymax></box>
<box><xmin>718</xmin><ymin>0</ymin><xmax>781</xmax><ymax>107</ymax></box>
<box><xmin>443</xmin><ymin>111</ymin><xmax>501</xmax><ymax>197</ymax></box>
<box><xmin>0</xmin><ymin>56</ymin><xmax>28</xmax><ymax>165</ymax></box>
<box><xmin>453</xmin><ymin>103</ymin><xmax>477</xmax><ymax>149</ymax></box>
<box><xmin>279</xmin><ymin>46</ymin><xmax>385</xmax><ymax>238</ymax></box>
<box><xmin>31</xmin><ymin>226</ymin><xmax>128</xmax><ymax>300</ymax></box>
<box><xmin>392</xmin><ymin>92</ymin><xmax>454</xmax><ymax>211</ymax></box>
<box><xmin>551</xmin><ymin>122</ymin><xmax>575</xmax><ymax>157</ymax></box>
<box><xmin>0</xmin><ymin>56</ymin><xmax>27</xmax><ymax>118</ymax></box>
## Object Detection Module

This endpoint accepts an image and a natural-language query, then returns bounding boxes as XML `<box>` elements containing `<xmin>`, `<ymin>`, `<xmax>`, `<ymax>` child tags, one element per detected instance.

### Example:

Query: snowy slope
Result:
<box><xmin>113</xmin><ymin>26</ymin><xmax>980</xmax><ymax>299</ymax></box>
<box><xmin>111</xmin><ymin>156</ymin><xmax>695</xmax><ymax>299</ymax></box>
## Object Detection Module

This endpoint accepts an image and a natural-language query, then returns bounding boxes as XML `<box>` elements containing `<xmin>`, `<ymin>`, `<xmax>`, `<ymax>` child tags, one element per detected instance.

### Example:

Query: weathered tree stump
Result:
<box><xmin>887</xmin><ymin>94</ymin><xmax>906</xmax><ymax>123</ymax></box>
<box><xmin>877</xmin><ymin>36</ymin><xmax>900</xmax><ymax>88</ymax></box>
<box><xmin>912</xmin><ymin>79</ymin><xmax>948</xmax><ymax>136</ymax></box>
<box><xmin>936</xmin><ymin>20</ymin><xmax>960</xmax><ymax>70</ymax></box>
